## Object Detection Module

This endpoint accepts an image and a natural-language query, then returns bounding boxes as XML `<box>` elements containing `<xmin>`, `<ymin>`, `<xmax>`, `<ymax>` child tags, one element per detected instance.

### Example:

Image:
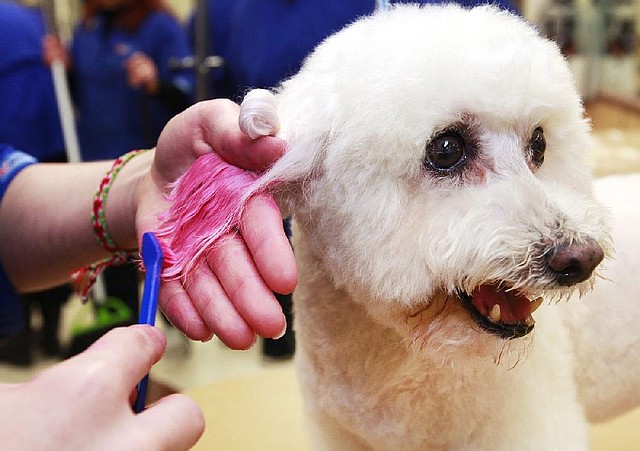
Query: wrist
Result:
<box><xmin>71</xmin><ymin>149</ymin><xmax>154</xmax><ymax>302</ymax></box>
<box><xmin>104</xmin><ymin>149</ymin><xmax>154</xmax><ymax>251</ymax></box>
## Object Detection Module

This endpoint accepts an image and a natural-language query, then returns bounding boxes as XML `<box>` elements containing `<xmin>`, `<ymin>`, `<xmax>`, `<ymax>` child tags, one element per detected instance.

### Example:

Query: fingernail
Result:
<box><xmin>274</xmin><ymin>322</ymin><xmax>288</xmax><ymax>340</ymax></box>
<box><xmin>200</xmin><ymin>332</ymin><xmax>215</xmax><ymax>343</ymax></box>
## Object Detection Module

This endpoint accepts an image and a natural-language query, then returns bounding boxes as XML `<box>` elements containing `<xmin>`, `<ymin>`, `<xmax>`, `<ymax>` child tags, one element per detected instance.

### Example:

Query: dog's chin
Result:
<box><xmin>457</xmin><ymin>285</ymin><xmax>541</xmax><ymax>340</ymax></box>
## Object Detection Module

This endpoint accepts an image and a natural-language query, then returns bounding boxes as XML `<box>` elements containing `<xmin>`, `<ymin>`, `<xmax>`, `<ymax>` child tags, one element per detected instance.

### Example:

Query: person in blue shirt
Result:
<box><xmin>45</xmin><ymin>0</ymin><xmax>194</xmax><ymax>160</ymax></box>
<box><xmin>190</xmin><ymin>0</ymin><xmax>519</xmax><ymax>100</ymax></box>
<box><xmin>0</xmin><ymin>2</ymin><xmax>64</xmax><ymax>161</ymax></box>
<box><xmin>0</xmin><ymin>99</ymin><xmax>295</xmax><ymax>448</ymax></box>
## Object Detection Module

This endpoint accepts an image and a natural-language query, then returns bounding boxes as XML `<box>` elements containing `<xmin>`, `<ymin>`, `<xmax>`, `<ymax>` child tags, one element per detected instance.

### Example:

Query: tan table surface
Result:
<box><xmin>187</xmin><ymin>365</ymin><xmax>309</xmax><ymax>450</ymax></box>
<box><xmin>187</xmin><ymin>364</ymin><xmax>640</xmax><ymax>450</ymax></box>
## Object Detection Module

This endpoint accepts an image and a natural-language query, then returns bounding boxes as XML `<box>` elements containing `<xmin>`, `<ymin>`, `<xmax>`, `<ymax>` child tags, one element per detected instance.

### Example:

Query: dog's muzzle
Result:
<box><xmin>459</xmin><ymin>287</ymin><xmax>540</xmax><ymax>340</ymax></box>
<box><xmin>459</xmin><ymin>239</ymin><xmax>605</xmax><ymax>340</ymax></box>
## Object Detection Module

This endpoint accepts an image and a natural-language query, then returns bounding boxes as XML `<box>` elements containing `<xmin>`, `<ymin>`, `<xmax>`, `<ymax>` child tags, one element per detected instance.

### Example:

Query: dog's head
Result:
<box><xmin>239</xmin><ymin>5</ymin><xmax>610</xmax><ymax>353</ymax></box>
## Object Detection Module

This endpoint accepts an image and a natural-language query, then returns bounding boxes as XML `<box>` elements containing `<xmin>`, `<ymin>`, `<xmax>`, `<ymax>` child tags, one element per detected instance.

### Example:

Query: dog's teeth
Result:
<box><xmin>489</xmin><ymin>304</ymin><xmax>501</xmax><ymax>323</ymax></box>
<box><xmin>529</xmin><ymin>297</ymin><xmax>544</xmax><ymax>314</ymax></box>
<box><xmin>523</xmin><ymin>316</ymin><xmax>535</xmax><ymax>327</ymax></box>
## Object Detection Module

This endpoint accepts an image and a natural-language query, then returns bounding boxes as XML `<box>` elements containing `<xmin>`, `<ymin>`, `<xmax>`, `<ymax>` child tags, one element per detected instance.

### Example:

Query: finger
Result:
<box><xmin>137</xmin><ymin>394</ymin><xmax>205</xmax><ymax>451</ymax></box>
<box><xmin>208</xmin><ymin>234</ymin><xmax>286</xmax><ymax>339</ymax></box>
<box><xmin>185</xmin><ymin>260</ymin><xmax>256</xmax><ymax>349</ymax></box>
<box><xmin>158</xmin><ymin>279</ymin><xmax>210</xmax><ymax>341</ymax></box>
<box><xmin>73</xmin><ymin>325</ymin><xmax>166</xmax><ymax>397</ymax></box>
<box><xmin>156</xmin><ymin>99</ymin><xmax>287</xmax><ymax>183</ymax></box>
<box><xmin>194</xmin><ymin>100</ymin><xmax>287</xmax><ymax>171</ymax></box>
<box><xmin>240</xmin><ymin>194</ymin><xmax>297</xmax><ymax>294</ymax></box>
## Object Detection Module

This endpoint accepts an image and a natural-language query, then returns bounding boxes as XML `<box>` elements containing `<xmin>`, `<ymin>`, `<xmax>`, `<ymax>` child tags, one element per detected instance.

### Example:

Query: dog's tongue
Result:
<box><xmin>470</xmin><ymin>285</ymin><xmax>533</xmax><ymax>324</ymax></box>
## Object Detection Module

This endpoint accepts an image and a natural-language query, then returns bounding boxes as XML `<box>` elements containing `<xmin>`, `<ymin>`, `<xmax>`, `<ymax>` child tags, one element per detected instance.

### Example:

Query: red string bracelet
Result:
<box><xmin>71</xmin><ymin>149</ymin><xmax>150</xmax><ymax>303</ymax></box>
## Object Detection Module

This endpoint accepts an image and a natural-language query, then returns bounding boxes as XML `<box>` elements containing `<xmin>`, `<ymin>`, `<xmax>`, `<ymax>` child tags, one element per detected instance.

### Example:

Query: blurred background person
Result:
<box><xmin>45</xmin><ymin>0</ymin><xmax>194</xmax><ymax>158</ymax></box>
<box><xmin>190</xmin><ymin>0</ymin><xmax>519</xmax><ymax>101</ymax></box>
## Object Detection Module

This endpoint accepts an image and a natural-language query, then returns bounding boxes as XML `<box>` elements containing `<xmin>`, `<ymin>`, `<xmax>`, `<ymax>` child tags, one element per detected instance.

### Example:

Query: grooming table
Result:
<box><xmin>186</xmin><ymin>364</ymin><xmax>640</xmax><ymax>450</ymax></box>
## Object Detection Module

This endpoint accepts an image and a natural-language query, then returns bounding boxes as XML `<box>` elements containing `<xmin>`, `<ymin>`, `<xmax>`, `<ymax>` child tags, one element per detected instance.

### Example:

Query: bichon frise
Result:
<box><xmin>159</xmin><ymin>4</ymin><xmax>640</xmax><ymax>449</ymax></box>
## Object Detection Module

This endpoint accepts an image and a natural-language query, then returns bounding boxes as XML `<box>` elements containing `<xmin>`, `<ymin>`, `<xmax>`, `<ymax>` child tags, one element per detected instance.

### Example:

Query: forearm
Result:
<box><xmin>0</xmin><ymin>150</ymin><xmax>153</xmax><ymax>292</ymax></box>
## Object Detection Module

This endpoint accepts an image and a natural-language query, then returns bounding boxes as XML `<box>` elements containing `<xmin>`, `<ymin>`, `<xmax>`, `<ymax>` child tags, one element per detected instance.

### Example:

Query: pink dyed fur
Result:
<box><xmin>155</xmin><ymin>152</ymin><xmax>268</xmax><ymax>282</ymax></box>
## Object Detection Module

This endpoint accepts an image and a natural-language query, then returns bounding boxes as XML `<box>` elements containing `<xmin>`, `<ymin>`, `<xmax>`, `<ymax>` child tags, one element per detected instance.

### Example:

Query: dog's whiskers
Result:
<box><xmin>493</xmin><ymin>331</ymin><xmax>535</xmax><ymax>369</ymax></box>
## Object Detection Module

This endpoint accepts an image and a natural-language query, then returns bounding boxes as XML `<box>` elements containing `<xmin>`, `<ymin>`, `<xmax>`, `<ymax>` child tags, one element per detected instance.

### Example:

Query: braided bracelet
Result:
<box><xmin>71</xmin><ymin>148</ymin><xmax>150</xmax><ymax>302</ymax></box>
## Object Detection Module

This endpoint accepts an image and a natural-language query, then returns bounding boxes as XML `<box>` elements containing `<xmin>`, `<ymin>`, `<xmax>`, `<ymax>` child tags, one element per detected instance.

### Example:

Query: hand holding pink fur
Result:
<box><xmin>156</xmin><ymin>5</ymin><xmax>640</xmax><ymax>449</ymax></box>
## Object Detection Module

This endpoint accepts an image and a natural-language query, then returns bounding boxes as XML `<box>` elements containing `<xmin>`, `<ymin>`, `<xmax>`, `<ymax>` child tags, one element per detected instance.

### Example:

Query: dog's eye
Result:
<box><xmin>425</xmin><ymin>132</ymin><xmax>466</xmax><ymax>171</ymax></box>
<box><xmin>529</xmin><ymin>127</ymin><xmax>546</xmax><ymax>166</ymax></box>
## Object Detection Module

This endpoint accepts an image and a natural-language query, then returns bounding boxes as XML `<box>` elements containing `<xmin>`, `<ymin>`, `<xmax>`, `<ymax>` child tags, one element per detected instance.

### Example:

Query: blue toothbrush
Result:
<box><xmin>134</xmin><ymin>232</ymin><xmax>164</xmax><ymax>413</ymax></box>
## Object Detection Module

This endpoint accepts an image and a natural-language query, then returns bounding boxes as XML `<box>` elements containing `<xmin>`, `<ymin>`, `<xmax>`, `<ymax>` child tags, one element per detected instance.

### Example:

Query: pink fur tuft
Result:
<box><xmin>155</xmin><ymin>152</ymin><xmax>267</xmax><ymax>282</ymax></box>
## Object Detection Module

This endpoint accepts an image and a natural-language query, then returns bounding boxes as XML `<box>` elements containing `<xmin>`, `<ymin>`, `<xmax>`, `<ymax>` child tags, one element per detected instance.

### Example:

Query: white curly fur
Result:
<box><xmin>238</xmin><ymin>4</ymin><xmax>638</xmax><ymax>449</ymax></box>
<box><xmin>238</xmin><ymin>88</ymin><xmax>280</xmax><ymax>139</ymax></box>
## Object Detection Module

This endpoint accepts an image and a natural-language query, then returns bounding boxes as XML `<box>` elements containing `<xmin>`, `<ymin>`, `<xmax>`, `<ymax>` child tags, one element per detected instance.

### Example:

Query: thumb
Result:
<box><xmin>136</xmin><ymin>394</ymin><xmax>205</xmax><ymax>450</ymax></box>
<box><xmin>77</xmin><ymin>325</ymin><xmax>167</xmax><ymax>397</ymax></box>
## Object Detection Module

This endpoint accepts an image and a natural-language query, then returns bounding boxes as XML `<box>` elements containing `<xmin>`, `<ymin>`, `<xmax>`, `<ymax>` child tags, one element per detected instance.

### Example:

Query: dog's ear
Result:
<box><xmin>155</xmin><ymin>150</ymin><xmax>266</xmax><ymax>281</ymax></box>
<box><xmin>154</xmin><ymin>89</ymin><xmax>321</xmax><ymax>282</ymax></box>
<box><xmin>239</xmin><ymin>88</ymin><xmax>326</xmax><ymax>212</ymax></box>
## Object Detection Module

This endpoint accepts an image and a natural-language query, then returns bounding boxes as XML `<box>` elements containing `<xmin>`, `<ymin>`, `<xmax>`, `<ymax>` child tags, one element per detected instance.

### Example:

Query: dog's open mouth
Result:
<box><xmin>458</xmin><ymin>285</ymin><xmax>543</xmax><ymax>340</ymax></box>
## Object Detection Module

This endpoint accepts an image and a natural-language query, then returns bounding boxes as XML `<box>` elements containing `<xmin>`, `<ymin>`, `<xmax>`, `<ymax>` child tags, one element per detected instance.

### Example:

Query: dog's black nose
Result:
<box><xmin>546</xmin><ymin>240</ymin><xmax>604</xmax><ymax>286</ymax></box>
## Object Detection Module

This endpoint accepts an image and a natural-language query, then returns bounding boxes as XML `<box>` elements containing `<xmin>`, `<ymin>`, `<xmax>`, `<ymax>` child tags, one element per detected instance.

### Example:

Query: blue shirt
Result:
<box><xmin>71</xmin><ymin>11</ymin><xmax>194</xmax><ymax>160</ymax></box>
<box><xmin>0</xmin><ymin>144</ymin><xmax>37</xmax><ymax>338</ymax></box>
<box><xmin>191</xmin><ymin>0</ymin><xmax>518</xmax><ymax>99</ymax></box>
<box><xmin>0</xmin><ymin>2</ymin><xmax>64</xmax><ymax>160</ymax></box>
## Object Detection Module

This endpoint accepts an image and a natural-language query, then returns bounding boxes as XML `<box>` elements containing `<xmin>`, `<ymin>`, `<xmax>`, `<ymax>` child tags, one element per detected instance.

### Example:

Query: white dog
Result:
<box><xmin>164</xmin><ymin>4</ymin><xmax>640</xmax><ymax>449</ymax></box>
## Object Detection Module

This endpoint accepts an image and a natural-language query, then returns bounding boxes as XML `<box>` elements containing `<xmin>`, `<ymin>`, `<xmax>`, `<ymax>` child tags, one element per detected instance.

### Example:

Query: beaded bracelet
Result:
<box><xmin>71</xmin><ymin>148</ymin><xmax>150</xmax><ymax>303</ymax></box>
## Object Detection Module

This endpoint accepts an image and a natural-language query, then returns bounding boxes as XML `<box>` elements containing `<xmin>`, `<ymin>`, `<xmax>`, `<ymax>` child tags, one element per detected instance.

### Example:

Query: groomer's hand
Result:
<box><xmin>137</xmin><ymin>99</ymin><xmax>297</xmax><ymax>349</ymax></box>
<box><xmin>0</xmin><ymin>326</ymin><xmax>204</xmax><ymax>451</ymax></box>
